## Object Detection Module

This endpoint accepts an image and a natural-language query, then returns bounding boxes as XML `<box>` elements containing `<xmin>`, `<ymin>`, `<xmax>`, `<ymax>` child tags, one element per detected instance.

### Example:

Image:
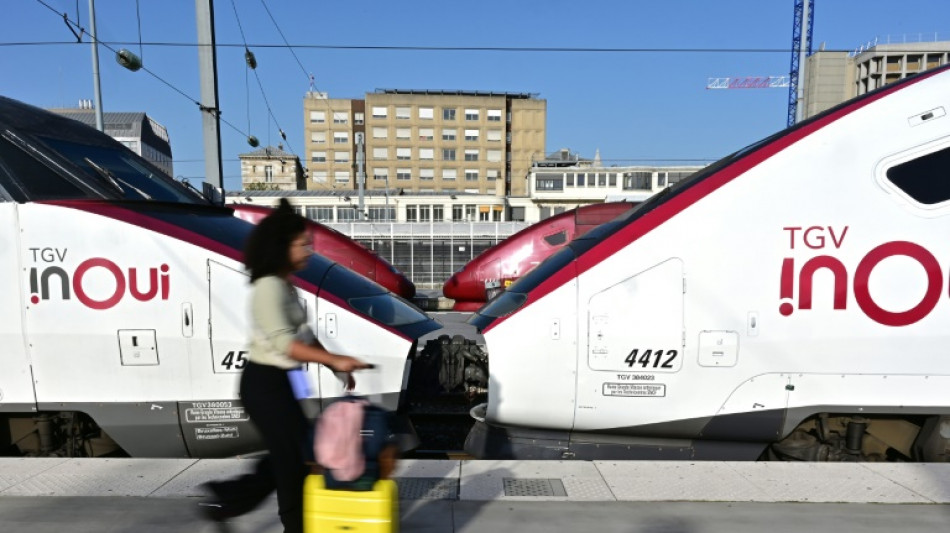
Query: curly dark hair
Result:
<box><xmin>244</xmin><ymin>198</ymin><xmax>308</xmax><ymax>281</ymax></box>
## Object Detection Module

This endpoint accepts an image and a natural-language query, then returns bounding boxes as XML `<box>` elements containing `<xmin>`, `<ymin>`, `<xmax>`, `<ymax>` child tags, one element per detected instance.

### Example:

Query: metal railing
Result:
<box><xmin>327</xmin><ymin>221</ymin><xmax>530</xmax><ymax>289</ymax></box>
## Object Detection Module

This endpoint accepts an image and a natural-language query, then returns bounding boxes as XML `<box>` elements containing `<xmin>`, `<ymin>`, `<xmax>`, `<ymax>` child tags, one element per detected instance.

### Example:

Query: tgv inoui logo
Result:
<box><xmin>27</xmin><ymin>247</ymin><xmax>170</xmax><ymax>310</ymax></box>
<box><xmin>778</xmin><ymin>227</ymin><xmax>943</xmax><ymax>327</ymax></box>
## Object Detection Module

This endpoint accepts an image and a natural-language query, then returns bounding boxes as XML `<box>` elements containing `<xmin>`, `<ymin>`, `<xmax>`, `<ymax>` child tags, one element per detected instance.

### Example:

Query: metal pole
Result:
<box><xmin>195</xmin><ymin>0</ymin><xmax>223</xmax><ymax>189</ymax></box>
<box><xmin>356</xmin><ymin>132</ymin><xmax>365</xmax><ymax>220</ymax></box>
<box><xmin>88</xmin><ymin>0</ymin><xmax>104</xmax><ymax>132</ymax></box>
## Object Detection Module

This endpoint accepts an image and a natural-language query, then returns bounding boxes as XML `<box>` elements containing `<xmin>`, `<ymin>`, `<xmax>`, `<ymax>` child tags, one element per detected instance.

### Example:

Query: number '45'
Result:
<box><xmin>221</xmin><ymin>350</ymin><xmax>248</xmax><ymax>370</ymax></box>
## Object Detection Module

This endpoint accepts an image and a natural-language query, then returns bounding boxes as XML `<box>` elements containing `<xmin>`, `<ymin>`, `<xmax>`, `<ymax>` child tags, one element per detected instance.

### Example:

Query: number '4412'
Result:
<box><xmin>624</xmin><ymin>349</ymin><xmax>677</xmax><ymax>369</ymax></box>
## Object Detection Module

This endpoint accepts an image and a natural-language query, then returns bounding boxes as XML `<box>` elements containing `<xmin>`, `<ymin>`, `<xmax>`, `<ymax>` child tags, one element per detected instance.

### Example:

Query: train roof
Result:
<box><xmin>0</xmin><ymin>96</ymin><xmax>206</xmax><ymax>205</ymax></box>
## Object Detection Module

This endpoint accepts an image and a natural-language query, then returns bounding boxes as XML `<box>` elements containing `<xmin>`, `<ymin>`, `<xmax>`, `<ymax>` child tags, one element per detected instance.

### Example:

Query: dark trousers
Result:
<box><xmin>208</xmin><ymin>361</ymin><xmax>309</xmax><ymax>533</ymax></box>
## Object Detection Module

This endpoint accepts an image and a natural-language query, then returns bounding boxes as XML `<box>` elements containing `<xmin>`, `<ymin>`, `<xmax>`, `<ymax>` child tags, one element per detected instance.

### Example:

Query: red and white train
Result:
<box><xmin>466</xmin><ymin>64</ymin><xmax>950</xmax><ymax>462</ymax></box>
<box><xmin>443</xmin><ymin>202</ymin><xmax>636</xmax><ymax>311</ymax></box>
<box><xmin>232</xmin><ymin>204</ymin><xmax>416</xmax><ymax>299</ymax></box>
<box><xmin>0</xmin><ymin>96</ymin><xmax>439</xmax><ymax>458</ymax></box>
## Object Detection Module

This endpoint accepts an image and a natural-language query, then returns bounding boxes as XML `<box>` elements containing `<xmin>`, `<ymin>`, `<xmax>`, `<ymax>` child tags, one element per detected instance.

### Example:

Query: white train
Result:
<box><xmin>466</xmin><ymin>64</ymin><xmax>950</xmax><ymax>462</ymax></box>
<box><xmin>0</xmin><ymin>96</ymin><xmax>440</xmax><ymax>458</ymax></box>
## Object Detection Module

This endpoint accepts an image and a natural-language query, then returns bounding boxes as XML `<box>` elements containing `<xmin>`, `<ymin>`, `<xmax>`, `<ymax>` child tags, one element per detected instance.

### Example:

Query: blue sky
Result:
<box><xmin>3</xmin><ymin>0</ymin><xmax>949</xmax><ymax>192</ymax></box>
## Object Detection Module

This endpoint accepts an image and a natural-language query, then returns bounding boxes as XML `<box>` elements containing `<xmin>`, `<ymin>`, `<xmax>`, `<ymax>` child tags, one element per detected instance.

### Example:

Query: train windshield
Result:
<box><xmin>474</xmin><ymin>245</ymin><xmax>576</xmax><ymax>320</ymax></box>
<box><xmin>38</xmin><ymin>136</ymin><xmax>202</xmax><ymax>204</ymax></box>
<box><xmin>321</xmin><ymin>266</ymin><xmax>429</xmax><ymax>327</ymax></box>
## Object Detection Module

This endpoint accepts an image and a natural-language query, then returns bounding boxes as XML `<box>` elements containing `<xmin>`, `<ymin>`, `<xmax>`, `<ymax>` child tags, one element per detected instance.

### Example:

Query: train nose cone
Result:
<box><xmin>442</xmin><ymin>273</ymin><xmax>462</xmax><ymax>299</ymax></box>
<box><xmin>398</xmin><ymin>276</ymin><xmax>416</xmax><ymax>299</ymax></box>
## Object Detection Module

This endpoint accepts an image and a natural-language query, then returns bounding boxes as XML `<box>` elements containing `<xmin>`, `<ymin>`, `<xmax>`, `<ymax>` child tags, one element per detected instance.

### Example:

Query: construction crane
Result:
<box><xmin>706</xmin><ymin>76</ymin><xmax>790</xmax><ymax>89</ymax></box>
<box><xmin>706</xmin><ymin>0</ymin><xmax>815</xmax><ymax>127</ymax></box>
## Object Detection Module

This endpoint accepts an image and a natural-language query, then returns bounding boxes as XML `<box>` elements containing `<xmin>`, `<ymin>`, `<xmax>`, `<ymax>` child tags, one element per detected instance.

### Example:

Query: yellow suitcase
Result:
<box><xmin>303</xmin><ymin>474</ymin><xmax>398</xmax><ymax>533</ymax></box>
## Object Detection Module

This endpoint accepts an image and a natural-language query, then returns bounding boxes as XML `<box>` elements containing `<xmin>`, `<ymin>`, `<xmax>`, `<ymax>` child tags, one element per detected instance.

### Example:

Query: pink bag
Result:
<box><xmin>314</xmin><ymin>398</ymin><xmax>369</xmax><ymax>482</ymax></box>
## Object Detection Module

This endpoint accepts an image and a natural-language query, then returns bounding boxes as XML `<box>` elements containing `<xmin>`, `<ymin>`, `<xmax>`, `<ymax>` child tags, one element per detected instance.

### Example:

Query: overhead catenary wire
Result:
<box><xmin>228</xmin><ymin>0</ymin><xmax>296</xmax><ymax>155</ymax></box>
<box><xmin>30</xmin><ymin>0</ymin><xmax>259</xmax><ymax>145</ymax></box>
<box><xmin>1</xmin><ymin>39</ymin><xmax>817</xmax><ymax>54</ymax></box>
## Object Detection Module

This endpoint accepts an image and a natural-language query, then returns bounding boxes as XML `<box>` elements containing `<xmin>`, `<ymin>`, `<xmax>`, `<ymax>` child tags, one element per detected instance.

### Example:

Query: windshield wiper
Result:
<box><xmin>83</xmin><ymin>157</ymin><xmax>152</xmax><ymax>199</ymax></box>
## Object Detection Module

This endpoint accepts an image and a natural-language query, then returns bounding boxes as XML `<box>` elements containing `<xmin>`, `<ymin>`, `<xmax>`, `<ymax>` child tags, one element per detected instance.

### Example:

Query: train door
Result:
<box><xmin>574</xmin><ymin>258</ymin><xmax>685</xmax><ymax>431</ymax></box>
<box><xmin>182</xmin><ymin>259</ymin><xmax>268</xmax><ymax>456</ymax></box>
<box><xmin>0</xmin><ymin>204</ymin><xmax>36</xmax><ymax>414</ymax></box>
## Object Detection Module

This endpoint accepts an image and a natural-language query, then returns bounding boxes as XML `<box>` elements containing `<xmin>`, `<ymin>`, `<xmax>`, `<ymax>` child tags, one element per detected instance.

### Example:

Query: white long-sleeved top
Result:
<box><xmin>247</xmin><ymin>275</ymin><xmax>314</xmax><ymax>369</ymax></box>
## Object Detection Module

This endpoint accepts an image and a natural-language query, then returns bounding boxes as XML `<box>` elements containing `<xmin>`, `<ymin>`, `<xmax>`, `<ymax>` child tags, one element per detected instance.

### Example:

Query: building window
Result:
<box><xmin>442</xmin><ymin>129</ymin><xmax>457</xmax><ymax>141</ymax></box>
<box><xmin>372</xmin><ymin>127</ymin><xmax>387</xmax><ymax>139</ymax></box>
<box><xmin>609</xmin><ymin>174</ymin><xmax>617</xmax><ymax>187</ymax></box>
<box><xmin>623</xmin><ymin>171</ymin><xmax>651</xmax><ymax>190</ymax></box>
<box><xmin>418</xmin><ymin>205</ymin><xmax>431</xmax><ymax>222</ymax></box>
<box><xmin>332</xmin><ymin>111</ymin><xmax>348</xmax><ymax>124</ymax></box>
<box><xmin>464</xmin><ymin>129</ymin><xmax>479</xmax><ymax>141</ymax></box>
<box><xmin>372</xmin><ymin>147</ymin><xmax>388</xmax><ymax>160</ymax></box>
<box><xmin>333</xmin><ymin>132</ymin><xmax>348</xmax><ymax>144</ymax></box>
<box><xmin>486</xmin><ymin>150</ymin><xmax>501</xmax><ymax>162</ymax></box>
<box><xmin>465</xmin><ymin>204</ymin><xmax>476</xmax><ymax>220</ymax></box>
<box><xmin>442</xmin><ymin>168</ymin><xmax>457</xmax><ymax>180</ymax></box>
<box><xmin>396</xmin><ymin>168</ymin><xmax>411</xmax><ymax>180</ymax></box>
<box><xmin>479</xmin><ymin>208</ymin><xmax>489</xmax><ymax>221</ymax></box>
<box><xmin>452</xmin><ymin>204</ymin><xmax>463</xmax><ymax>221</ymax></box>
<box><xmin>598</xmin><ymin>173</ymin><xmax>607</xmax><ymax>187</ymax></box>
<box><xmin>373</xmin><ymin>168</ymin><xmax>389</xmax><ymax>181</ymax></box>
<box><xmin>372</xmin><ymin>106</ymin><xmax>387</xmax><ymax>118</ymax></box>
<box><xmin>420</xmin><ymin>168</ymin><xmax>434</xmax><ymax>181</ymax></box>
<box><xmin>264</xmin><ymin>166</ymin><xmax>273</xmax><ymax>182</ymax></box>
<box><xmin>311</xmin><ymin>131</ymin><xmax>326</xmax><ymax>144</ymax></box>
<box><xmin>419</xmin><ymin>148</ymin><xmax>434</xmax><ymax>160</ymax></box>
<box><xmin>334</xmin><ymin>170</ymin><xmax>350</xmax><ymax>183</ymax></box>
<box><xmin>311</xmin><ymin>151</ymin><xmax>326</xmax><ymax>163</ymax></box>
<box><xmin>396</xmin><ymin>148</ymin><xmax>411</xmax><ymax>161</ymax></box>
<box><xmin>354</xmin><ymin>112</ymin><xmax>364</xmax><ymax>125</ymax></box>
<box><xmin>433</xmin><ymin>205</ymin><xmax>444</xmax><ymax>222</ymax></box>
<box><xmin>487</xmin><ymin>129</ymin><xmax>502</xmax><ymax>142</ymax></box>
<box><xmin>443</xmin><ymin>108</ymin><xmax>456</xmax><ymax>120</ymax></box>
<box><xmin>668</xmin><ymin>171</ymin><xmax>692</xmax><ymax>185</ymax></box>
<box><xmin>337</xmin><ymin>206</ymin><xmax>359</xmax><ymax>221</ymax></box>
<box><xmin>406</xmin><ymin>205</ymin><xmax>417</xmax><ymax>222</ymax></box>
<box><xmin>536</xmin><ymin>174</ymin><xmax>564</xmax><ymax>191</ymax></box>
<box><xmin>312</xmin><ymin>170</ymin><xmax>327</xmax><ymax>183</ymax></box>
<box><xmin>464</xmin><ymin>149</ymin><xmax>479</xmax><ymax>162</ymax></box>
<box><xmin>368</xmin><ymin>206</ymin><xmax>395</xmax><ymax>221</ymax></box>
<box><xmin>419</xmin><ymin>107</ymin><xmax>434</xmax><ymax>120</ymax></box>
<box><xmin>487</xmin><ymin>169</ymin><xmax>499</xmax><ymax>181</ymax></box>
<box><xmin>465</xmin><ymin>108</ymin><xmax>479</xmax><ymax>121</ymax></box>
<box><xmin>334</xmin><ymin>151</ymin><xmax>349</xmax><ymax>163</ymax></box>
<box><xmin>396</xmin><ymin>128</ymin><xmax>410</xmax><ymax>140</ymax></box>
<box><xmin>465</xmin><ymin>169</ymin><xmax>479</xmax><ymax>181</ymax></box>
<box><xmin>487</xmin><ymin>109</ymin><xmax>502</xmax><ymax>122</ymax></box>
<box><xmin>396</xmin><ymin>107</ymin><xmax>410</xmax><ymax>119</ymax></box>
<box><xmin>309</xmin><ymin>110</ymin><xmax>325</xmax><ymax>123</ymax></box>
<box><xmin>306</xmin><ymin>206</ymin><xmax>333</xmax><ymax>222</ymax></box>
<box><xmin>442</xmin><ymin>148</ymin><xmax>456</xmax><ymax>161</ymax></box>
<box><xmin>419</xmin><ymin>128</ymin><xmax>434</xmax><ymax>141</ymax></box>
<box><xmin>566</xmin><ymin>174</ymin><xmax>574</xmax><ymax>187</ymax></box>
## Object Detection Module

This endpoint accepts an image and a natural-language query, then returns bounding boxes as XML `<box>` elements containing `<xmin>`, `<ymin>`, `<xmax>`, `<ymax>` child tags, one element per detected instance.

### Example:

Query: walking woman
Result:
<box><xmin>201</xmin><ymin>199</ymin><xmax>369</xmax><ymax>532</ymax></box>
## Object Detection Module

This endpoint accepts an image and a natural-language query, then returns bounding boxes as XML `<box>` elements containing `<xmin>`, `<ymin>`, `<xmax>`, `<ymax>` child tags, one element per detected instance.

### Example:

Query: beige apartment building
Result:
<box><xmin>239</xmin><ymin>145</ymin><xmax>304</xmax><ymax>191</ymax></box>
<box><xmin>802</xmin><ymin>40</ymin><xmax>950</xmax><ymax>119</ymax></box>
<box><xmin>303</xmin><ymin>90</ymin><xmax>546</xmax><ymax>197</ymax></box>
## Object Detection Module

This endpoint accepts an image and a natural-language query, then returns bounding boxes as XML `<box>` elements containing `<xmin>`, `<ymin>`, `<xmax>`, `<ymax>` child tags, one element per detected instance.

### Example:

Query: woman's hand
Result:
<box><xmin>330</xmin><ymin>355</ymin><xmax>371</xmax><ymax>391</ymax></box>
<box><xmin>330</xmin><ymin>354</ymin><xmax>371</xmax><ymax>373</ymax></box>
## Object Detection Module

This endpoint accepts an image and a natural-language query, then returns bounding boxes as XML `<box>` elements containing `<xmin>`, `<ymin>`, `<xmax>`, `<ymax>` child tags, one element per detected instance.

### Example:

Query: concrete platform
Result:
<box><xmin>2</xmin><ymin>459</ymin><xmax>950</xmax><ymax>532</ymax></box>
<box><xmin>1</xmin><ymin>458</ymin><xmax>949</xmax><ymax>503</ymax></box>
